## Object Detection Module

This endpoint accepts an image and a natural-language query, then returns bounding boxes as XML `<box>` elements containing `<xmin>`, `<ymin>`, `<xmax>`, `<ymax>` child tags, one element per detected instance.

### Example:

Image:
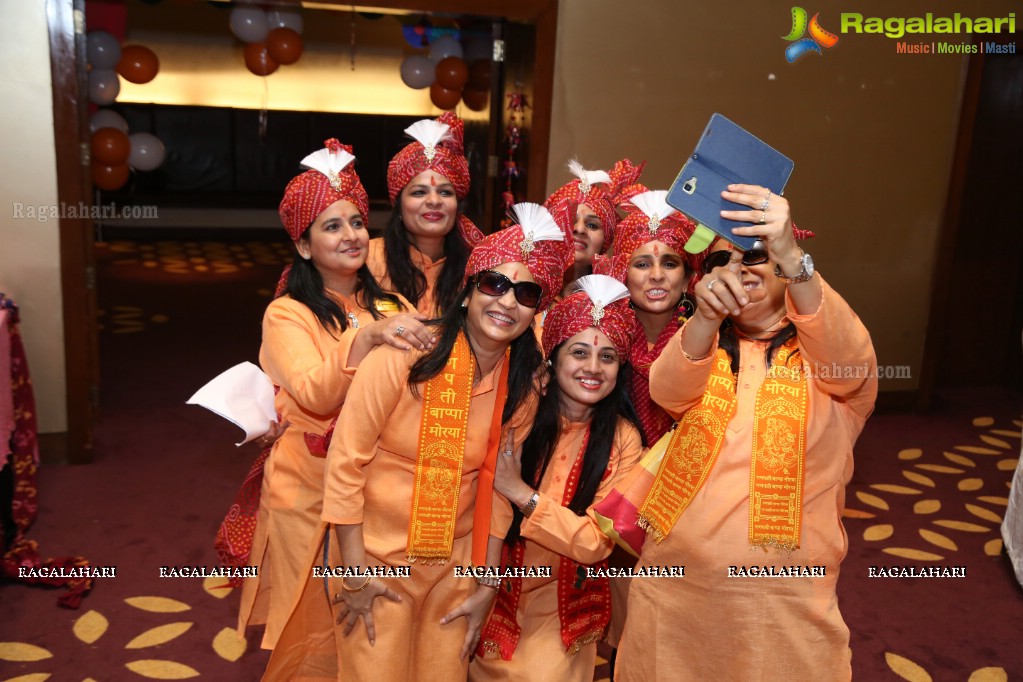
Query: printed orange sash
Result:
<box><xmin>638</xmin><ymin>339</ymin><xmax>807</xmax><ymax>549</ymax></box>
<box><xmin>407</xmin><ymin>332</ymin><xmax>475</xmax><ymax>562</ymax></box>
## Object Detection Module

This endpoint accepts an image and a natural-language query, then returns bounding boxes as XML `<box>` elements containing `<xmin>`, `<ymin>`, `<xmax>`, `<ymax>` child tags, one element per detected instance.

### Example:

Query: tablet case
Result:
<box><xmin>666</xmin><ymin>114</ymin><xmax>793</xmax><ymax>251</ymax></box>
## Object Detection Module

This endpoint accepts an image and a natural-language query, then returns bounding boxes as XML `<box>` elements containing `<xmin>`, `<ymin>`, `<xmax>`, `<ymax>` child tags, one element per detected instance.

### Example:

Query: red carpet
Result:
<box><xmin>1</xmin><ymin>237</ymin><xmax>1019</xmax><ymax>681</ymax></box>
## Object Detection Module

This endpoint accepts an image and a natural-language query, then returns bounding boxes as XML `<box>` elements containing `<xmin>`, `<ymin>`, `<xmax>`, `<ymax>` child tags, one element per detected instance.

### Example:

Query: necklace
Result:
<box><xmin>734</xmin><ymin>313</ymin><xmax>788</xmax><ymax>341</ymax></box>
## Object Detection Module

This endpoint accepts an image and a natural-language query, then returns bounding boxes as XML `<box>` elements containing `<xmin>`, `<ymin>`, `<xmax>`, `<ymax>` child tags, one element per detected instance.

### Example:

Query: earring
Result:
<box><xmin>676</xmin><ymin>294</ymin><xmax>695</xmax><ymax>325</ymax></box>
<box><xmin>461</xmin><ymin>299</ymin><xmax>468</xmax><ymax>308</ymax></box>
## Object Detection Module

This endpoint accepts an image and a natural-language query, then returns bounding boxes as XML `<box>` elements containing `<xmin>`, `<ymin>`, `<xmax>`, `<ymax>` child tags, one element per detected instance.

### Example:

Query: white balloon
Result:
<box><xmin>87</xmin><ymin>30</ymin><xmax>121</xmax><ymax>69</ymax></box>
<box><xmin>88</xmin><ymin>69</ymin><xmax>120</xmax><ymax>106</ymax></box>
<box><xmin>128</xmin><ymin>132</ymin><xmax>165</xmax><ymax>172</ymax></box>
<box><xmin>266</xmin><ymin>10</ymin><xmax>303</xmax><ymax>34</ymax></box>
<box><xmin>400</xmin><ymin>54</ymin><xmax>435</xmax><ymax>89</ymax></box>
<box><xmin>229</xmin><ymin>7</ymin><xmax>269</xmax><ymax>43</ymax></box>
<box><xmin>90</xmin><ymin>109</ymin><xmax>129</xmax><ymax>134</ymax></box>
<box><xmin>428</xmin><ymin>35</ymin><xmax>463</xmax><ymax>64</ymax></box>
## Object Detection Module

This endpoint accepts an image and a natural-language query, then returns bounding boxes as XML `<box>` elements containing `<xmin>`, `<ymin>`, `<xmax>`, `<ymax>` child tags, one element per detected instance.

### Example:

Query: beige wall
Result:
<box><xmin>0</xmin><ymin>1</ymin><xmax>66</xmax><ymax>432</ymax></box>
<box><xmin>549</xmin><ymin>0</ymin><xmax>1013</xmax><ymax>391</ymax></box>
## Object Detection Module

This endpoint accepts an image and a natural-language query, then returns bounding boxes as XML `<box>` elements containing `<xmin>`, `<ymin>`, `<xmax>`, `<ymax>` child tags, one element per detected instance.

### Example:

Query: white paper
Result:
<box><xmin>186</xmin><ymin>361</ymin><xmax>276</xmax><ymax>446</ymax></box>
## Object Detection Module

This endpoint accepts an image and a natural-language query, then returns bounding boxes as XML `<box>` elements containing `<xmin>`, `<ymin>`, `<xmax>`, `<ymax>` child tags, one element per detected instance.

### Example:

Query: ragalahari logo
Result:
<box><xmin>783</xmin><ymin>7</ymin><xmax>840</xmax><ymax>62</ymax></box>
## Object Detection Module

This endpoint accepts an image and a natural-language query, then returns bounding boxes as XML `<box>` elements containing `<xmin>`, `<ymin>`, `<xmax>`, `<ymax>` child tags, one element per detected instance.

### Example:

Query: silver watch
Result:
<box><xmin>775</xmin><ymin>251</ymin><xmax>815</xmax><ymax>284</ymax></box>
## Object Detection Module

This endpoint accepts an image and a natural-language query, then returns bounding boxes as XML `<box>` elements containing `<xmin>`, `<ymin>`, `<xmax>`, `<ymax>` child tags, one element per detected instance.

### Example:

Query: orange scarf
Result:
<box><xmin>639</xmin><ymin>339</ymin><xmax>807</xmax><ymax>549</ymax></box>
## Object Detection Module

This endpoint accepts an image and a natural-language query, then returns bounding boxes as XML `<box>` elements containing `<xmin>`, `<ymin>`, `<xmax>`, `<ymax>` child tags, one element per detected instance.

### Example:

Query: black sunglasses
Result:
<box><xmin>701</xmin><ymin>246</ymin><xmax>769</xmax><ymax>274</ymax></box>
<box><xmin>473</xmin><ymin>270</ymin><xmax>543</xmax><ymax>308</ymax></box>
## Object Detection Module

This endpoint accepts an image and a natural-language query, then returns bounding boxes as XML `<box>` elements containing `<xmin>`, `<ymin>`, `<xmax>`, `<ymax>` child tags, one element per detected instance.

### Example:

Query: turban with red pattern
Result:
<box><xmin>464</xmin><ymin>202</ymin><xmax>574</xmax><ymax>313</ymax></box>
<box><xmin>279</xmin><ymin>139</ymin><xmax>368</xmax><ymax>241</ymax></box>
<box><xmin>543</xmin><ymin>158</ymin><xmax>644</xmax><ymax>252</ymax></box>
<box><xmin>541</xmin><ymin>275</ymin><xmax>634</xmax><ymax>358</ymax></box>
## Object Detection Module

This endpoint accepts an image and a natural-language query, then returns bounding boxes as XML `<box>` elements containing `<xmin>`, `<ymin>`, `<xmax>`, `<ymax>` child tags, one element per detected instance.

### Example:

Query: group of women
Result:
<box><xmin>228</xmin><ymin>111</ymin><xmax>878</xmax><ymax>681</ymax></box>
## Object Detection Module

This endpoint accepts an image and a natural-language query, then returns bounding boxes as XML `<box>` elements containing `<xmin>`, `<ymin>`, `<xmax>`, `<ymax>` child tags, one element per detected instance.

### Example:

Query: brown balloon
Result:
<box><xmin>434</xmin><ymin>56</ymin><xmax>468</xmax><ymax>90</ymax></box>
<box><xmin>244</xmin><ymin>42</ymin><xmax>279</xmax><ymax>76</ymax></box>
<box><xmin>467</xmin><ymin>59</ymin><xmax>491</xmax><ymax>90</ymax></box>
<box><xmin>461</xmin><ymin>87</ymin><xmax>488</xmax><ymax>112</ymax></box>
<box><xmin>430</xmin><ymin>81</ymin><xmax>461</xmax><ymax>110</ymax></box>
<box><xmin>91</xmin><ymin>127</ymin><xmax>131</xmax><ymax>166</ymax></box>
<box><xmin>92</xmin><ymin>161</ymin><xmax>130</xmax><ymax>191</ymax></box>
<box><xmin>266</xmin><ymin>27</ymin><xmax>303</xmax><ymax>65</ymax></box>
<box><xmin>117</xmin><ymin>45</ymin><xmax>160</xmax><ymax>84</ymax></box>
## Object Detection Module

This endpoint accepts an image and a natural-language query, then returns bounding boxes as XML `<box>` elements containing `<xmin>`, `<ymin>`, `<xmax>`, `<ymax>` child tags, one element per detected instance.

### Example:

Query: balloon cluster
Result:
<box><xmin>399</xmin><ymin>34</ymin><xmax>492</xmax><ymax>111</ymax></box>
<box><xmin>86</xmin><ymin>30</ymin><xmax>164</xmax><ymax>191</ymax></box>
<box><xmin>229</xmin><ymin>5</ymin><xmax>304</xmax><ymax>77</ymax></box>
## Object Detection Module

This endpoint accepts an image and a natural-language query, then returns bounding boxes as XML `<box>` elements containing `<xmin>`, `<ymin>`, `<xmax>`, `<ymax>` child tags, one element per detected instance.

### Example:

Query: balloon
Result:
<box><xmin>399</xmin><ymin>54</ymin><xmax>434</xmax><ymax>89</ymax></box>
<box><xmin>244</xmin><ymin>42</ymin><xmax>279</xmax><ymax>76</ymax></box>
<box><xmin>88</xmin><ymin>69</ymin><xmax>120</xmax><ymax>105</ymax></box>
<box><xmin>87</xmin><ymin>31</ymin><xmax>121</xmax><ymax>69</ymax></box>
<box><xmin>435</xmin><ymin>57</ymin><xmax>468</xmax><ymax>90</ymax></box>
<box><xmin>461</xmin><ymin>87</ymin><xmax>488</xmax><ymax>112</ymax></box>
<box><xmin>90</xmin><ymin>109</ymin><xmax>128</xmax><ymax>134</ymax></box>
<box><xmin>229</xmin><ymin>7</ymin><xmax>268</xmax><ymax>43</ymax></box>
<box><xmin>428</xmin><ymin>35</ymin><xmax>462</xmax><ymax>63</ymax></box>
<box><xmin>117</xmin><ymin>45</ymin><xmax>159</xmax><ymax>84</ymax></box>
<box><xmin>128</xmin><ymin>132</ymin><xmax>166</xmax><ymax>171</ymax></box>
<box><xmin>430</xmin><ymin>81</ymin><xmax>461</xmax><ymax>110</ymax></box>
<box><xmin>267</xmin><ymin>9</ymin><xmax>303</xmax><ymax>34</ymax></box>
<box><xmin>467</xmin><ymin>59</ymin><xmax>491</xmax><ymax>90</ymax></box>
<box><xmin>92</xmin><ymin>162</ymin><xmax>130</xmax><ymax>191</ymax></box>
<box><xmin>266</xmin><ymin>28</ymin><xmax>302</xmax><ymax>65</ymax></box>
<box><xmin>91</xmin><ymin>127</ymin><xmax>131</xmax><ymax>166</ymax></box>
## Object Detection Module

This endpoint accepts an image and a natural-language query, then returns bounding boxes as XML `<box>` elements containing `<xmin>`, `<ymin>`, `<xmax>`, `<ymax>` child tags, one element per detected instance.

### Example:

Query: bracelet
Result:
<box><xmin>475</xmin><ymin>574</ymin><xmax>502</xmax><ymax>590</ymax></box>
<box><xmin>519</xmin><ymin>490</ymin><xmax>540</xmax><ymax>518</ymax></box>
<box><xmin>681</xmin><ymin>348</ymin><xmax>709</xmax><ymax>362</ymax></box>
<box><xmin>341</xmin><ymin>574</ymin><xmax>372</xmax><ymax>592</ymax></box>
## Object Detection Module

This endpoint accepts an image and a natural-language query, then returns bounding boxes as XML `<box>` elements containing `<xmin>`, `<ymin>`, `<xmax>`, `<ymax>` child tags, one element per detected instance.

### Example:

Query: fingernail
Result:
<box><xmin>732</xmin><ymin>309</ymin><xmax>740</xmax><ymax>316</ymax></box>
<box><xmin>740</xmin><ymin>297</ymin><xmax>748</xmax><ymax>305</ymax></box>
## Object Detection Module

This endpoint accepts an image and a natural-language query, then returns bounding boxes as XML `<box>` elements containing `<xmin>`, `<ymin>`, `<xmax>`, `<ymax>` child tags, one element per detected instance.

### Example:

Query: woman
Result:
<box><xmin>616</xmin><ymin>184</ymin><xmax>877</xmax><ymax>680</ymax></box>
<box><xmin>322</xmin><ymin>203</ymin><xmax>573</xmax><ymax>682</ymax></box>
<box><xmin>471</xmin><ymin>275</ymin><xmax>644</xmax><ymax>682</ymax></box>
<box><xmin>367</xmin><ymin>112</ymin><xmax>485</xmax><ymax>318</ymax></box>
<box><xmin>543</xmin><ymin>159</ymin><xmax>643</xmax><ymax>298</ymax></box>
<box><xmin>237</xmin><ymin>139</ymin><xmax>433</xmax><ymax>653</ymax></box>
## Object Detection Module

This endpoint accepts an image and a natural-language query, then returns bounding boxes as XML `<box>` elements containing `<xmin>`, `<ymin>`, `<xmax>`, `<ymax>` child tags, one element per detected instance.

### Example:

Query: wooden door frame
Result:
<box><xmin>49</xmin><ymin>0</ymin><xmax>557</xmax><ymax>463</ymax></box>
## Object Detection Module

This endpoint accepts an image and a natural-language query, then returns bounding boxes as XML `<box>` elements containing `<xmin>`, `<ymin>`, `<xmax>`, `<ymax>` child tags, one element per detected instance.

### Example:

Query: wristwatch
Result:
<box><xmin>519</xmin><ymin>491</ymin><xmax>540</xmax><ymax>518</ymax></box>
<box><xmin>775</xmin><ymin>251</ymin><xmax>815</xmax><ymax>284</ymax></box>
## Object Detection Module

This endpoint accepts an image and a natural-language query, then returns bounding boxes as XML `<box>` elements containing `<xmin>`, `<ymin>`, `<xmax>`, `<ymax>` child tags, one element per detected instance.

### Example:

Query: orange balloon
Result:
<box><xmin>430</xmin><ymin>81</ymin><xmax>461</xmax><ymax>110</ymax></box>
<box><xmin>435</xmin><ymin>56</ymin><xmax>468</xmax><ymax>90</ymax></box>
<box><xmin>244</xmin><ymin>42</ymin><xmax>279</xmax><ymax>76</ymax></box>
<box><xmin>467</xmin><ymin>59</ymin><xmax>491</xmax><ymax>90</ymax></box>
<box><xmin>92</xmin><ymin>161</ymin><xmax>130</xmax><ymax>191</ymax></box>
<box><xmin>91</xmin><ymin>127</ymin><xmax>131</xmax><ymax>166</ymax></box>
<box><xmin>117</xmin><ymin>45</ymin><xmax>159</xmax><ymax>84</ymax></box>
<box><xmin>461</xmin><ymin>87</ymin><xmax>488</xmax><ymax>112</ymax></box>
<box><xmin>266</xmin><ymin>27</ymin><xmax>303</xmax><ymax>65</ymax></box>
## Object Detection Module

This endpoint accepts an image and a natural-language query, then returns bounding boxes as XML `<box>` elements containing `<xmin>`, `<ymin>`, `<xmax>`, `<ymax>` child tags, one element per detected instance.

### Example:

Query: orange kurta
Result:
<box><xmin>471</xmin><ymin>418</ymin><xmax>643</xmax><ymax>682</ymax></box>
<box><xmin>616</xmin><ymin>277</ymin><xmax>877</xmax><ymax>681</ymax></box>
<box><xmin>366</xmin><ymin>237</ymin><xmax>447</xmax><ymax>318</ymax></box>
<box><xmin>237</xmin><ymin>290</ymin><xmax>409</xmax><ymax>651</ymax></box>
<box><xmin>320</xmin><ymin>339</ymin><xmax>526</xmax><ymax>682</ymax></box>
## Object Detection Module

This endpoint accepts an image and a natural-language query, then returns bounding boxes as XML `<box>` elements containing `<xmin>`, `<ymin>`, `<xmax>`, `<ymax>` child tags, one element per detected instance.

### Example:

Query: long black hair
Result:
<box><xmin>407</xmin><ymin>280</ymin><xmax>542</xmax><ymax>425</ymax></box>
<box><xmin>383</xmin><ymin>198</ymin><xmax>471</xmax><ymax>315</ymax></box>
<box><xmin>717</xmin><ymin>319</ymin><xmax>798</xmax><ymax>375</ymax></box>
<box><xmin>504</xmin><ymin>344</ymin><xmax>641</xmax><ymax>545</ymax></box>
<box><xmin>285</xmin><ymin>228</ymin><xmax>405</xmax><ymax>337</ymax></box>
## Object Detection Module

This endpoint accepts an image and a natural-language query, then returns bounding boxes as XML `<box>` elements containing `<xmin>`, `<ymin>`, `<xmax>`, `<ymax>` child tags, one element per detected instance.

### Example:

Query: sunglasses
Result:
<box><xmin>473</xmin><ymin>270</ymin><xmax>543</xmax><ymax>308</ymax></box>
<box><xmin>701</xmin><ymin>245</ymin><xmax>769</xmax><ymax>274</ymax></box>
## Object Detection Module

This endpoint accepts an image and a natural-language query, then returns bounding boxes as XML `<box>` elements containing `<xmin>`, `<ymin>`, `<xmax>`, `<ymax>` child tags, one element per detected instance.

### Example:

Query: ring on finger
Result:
<box><xmin>759</xmin><ymin>197</ymin><xmax>770</xmax><ymax>211</ymax></box>
<box><xmin>759</xmin><ymin>210</ymin><xmax>767</xmax><ymax>225</ymax></box>
<box><xmin>394</xmin><ymin>325</ymin><xmax>405</xmax><ymax>336</ymax></box>
<box><xmin>706</xmin><ymin>279</ymin><xmax>720</xmax><ymax>292</ymax></box>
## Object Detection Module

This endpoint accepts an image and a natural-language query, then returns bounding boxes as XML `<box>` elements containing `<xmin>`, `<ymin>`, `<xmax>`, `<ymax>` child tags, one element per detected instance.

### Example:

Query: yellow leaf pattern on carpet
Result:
<box><xmin>72</xmin><ymin>610</ymin><xmax>109</xmax><ymax>645</ymax></box>
<box><xmin>125</xmin><ymin>623</ymin><xmax>194</xmax><ymax>650</ymax></box>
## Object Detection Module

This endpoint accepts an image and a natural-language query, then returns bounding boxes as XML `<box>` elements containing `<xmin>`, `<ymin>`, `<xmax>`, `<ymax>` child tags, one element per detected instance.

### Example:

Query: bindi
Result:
<box><xmin>653</xmin><ymin>244</ymin><xmax>660</xmax><ymax>256</ymax></box>
<box><xmin>511</xmin><ymin>271</ymin><xmax>519</xmax><ymax>282</ymax></box>
<box><xmin>429</xmin><ymin>175</ymin><xmax>436</xmax><ymax>187</ymax></box>
<box><xmin>592</xmin><ymin>335</ymin><xmax>599</xmax><ymax>346</ymax></box>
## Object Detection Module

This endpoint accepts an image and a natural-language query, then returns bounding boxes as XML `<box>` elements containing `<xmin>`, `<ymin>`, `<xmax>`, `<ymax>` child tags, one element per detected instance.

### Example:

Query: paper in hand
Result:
<box><xmin>186</xmin><ymin>361</ymin><xmax>276</xmax><ymax>446</ymax></box>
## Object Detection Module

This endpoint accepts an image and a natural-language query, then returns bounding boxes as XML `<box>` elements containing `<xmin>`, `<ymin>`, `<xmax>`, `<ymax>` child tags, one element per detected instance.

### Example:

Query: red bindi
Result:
<box><xmin>511</xmin><ymin>271</ymin><xmax>519</xmax><ymax>281</ymax></box>
<box><xmin>429</xmin><ymin>175</ymin><xmax>436</xmax><ymax>187</ymax></box>
<box><xmin>653</xmin><ymin>244</ymin><xmax>660</xmax><ymax>256</ymax></box>
<box><xmin>592</xmin><ymin>335</ymin><xmax>599</xmax><ymax>346</ymax></box>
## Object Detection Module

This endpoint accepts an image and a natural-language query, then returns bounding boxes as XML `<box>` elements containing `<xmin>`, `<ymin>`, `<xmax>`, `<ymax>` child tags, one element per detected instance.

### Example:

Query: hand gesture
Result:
<box><xmin>332</xmin><ymin>578</ymin><xmax>402</xmax><ymax>646</ymax></box>
<box><xmin>440</xmin><ymin>584</ymin><xmax>499</xmax><ymax>661</ymax></box>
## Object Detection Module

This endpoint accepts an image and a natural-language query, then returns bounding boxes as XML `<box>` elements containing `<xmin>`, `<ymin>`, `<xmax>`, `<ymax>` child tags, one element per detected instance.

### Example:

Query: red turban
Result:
<box><xmin>541</xmin><ymin>275</ymin><xmax>634</xmax><ymax>358</ymax></box>
<box><xmin>543</xmin><ymin>158</ymin><xmax>644</xmax><ymax>251</ymax></box>
<box><xmin>464</xmin><ymin>203</ymin><xmax>574</xmax><ymax>313</ymax></box>
<box><xmin>278</xmin><ymin>139</ymin><xmax>368</xmax><ymax>241</ymax></box>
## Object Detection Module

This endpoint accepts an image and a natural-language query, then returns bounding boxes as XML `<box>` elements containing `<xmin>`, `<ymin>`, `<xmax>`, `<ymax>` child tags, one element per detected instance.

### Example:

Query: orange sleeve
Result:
<box><xmin>321</xmin><ymin>345</ymin><xmax>416</xmax><ymax>524</ymax></box>
<box><xmin>521</xmin><ymin>421</ymin><xmax>644</xmax><ymax>564</ymax></box>
<box><xmin>260</xmin><ymin>297</ymin><xmax>358</xmax><ymax>416</ymax></box>
<box><xmin>786</xmin><ymin>276</ymin><xmax>878</xmax><ymax>419</ymax></box>
<box><xmin>649</xmin><ymin>325</ymin><xmax>720</xmax><ymax>419</ymax></box>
